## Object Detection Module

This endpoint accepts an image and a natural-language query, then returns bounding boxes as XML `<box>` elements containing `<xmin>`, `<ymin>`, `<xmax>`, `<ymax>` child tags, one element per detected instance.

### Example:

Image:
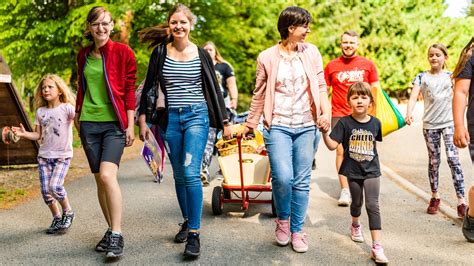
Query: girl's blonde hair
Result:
<box><xmin>453</xmin><ymin>37</ymin><xmax>474</xmax><ymax>78</ymax></box>
<box><xmin>347</xmin><ymin>82</ymin><xmax>374</xmax><ymax>105</ymax></box>
<box><xmin>34</xmin><ymin>74</ymin><xmax>76</xmax><ymax>110</ymax></box>
<box><xmin>139</xmin><ymin>3</ymin><xmax>194</xmax><ymax>48</ymax></box>
<box><xmin>428</xmin><ymin>43</ymin><xmax>448</xmax><ymax>69</ymax></box>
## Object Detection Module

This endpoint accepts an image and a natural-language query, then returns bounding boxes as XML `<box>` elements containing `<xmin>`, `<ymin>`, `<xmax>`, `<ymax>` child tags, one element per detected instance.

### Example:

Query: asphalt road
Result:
<box><xmin>378</xmin><ymin>101</ymin><xmax>474</xmax><ymax>211</ymax></box>
<box><xmin>0</xmin><ymin>129</ymin><xmax>473</xmax><ymax>264</ymax></box>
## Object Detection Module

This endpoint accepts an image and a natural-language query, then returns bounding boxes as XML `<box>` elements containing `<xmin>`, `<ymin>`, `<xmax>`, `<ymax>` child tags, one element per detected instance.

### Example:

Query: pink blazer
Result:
<box><xmin>246</xmin><ymin>43</ymin><xmax>327</xmax><ymax>129</ymax></box>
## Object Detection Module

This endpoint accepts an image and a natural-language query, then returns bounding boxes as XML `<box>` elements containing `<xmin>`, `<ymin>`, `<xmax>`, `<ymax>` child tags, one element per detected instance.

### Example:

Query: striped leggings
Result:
<box><xmin>422</xmin><ymin>126</ymin><xmax>465</xmax><ymax>198</ymax></box>
<box><xmin>37</xmin><ymin>157</ymin><xmax>71</xmax><ymax>205</ymax></box>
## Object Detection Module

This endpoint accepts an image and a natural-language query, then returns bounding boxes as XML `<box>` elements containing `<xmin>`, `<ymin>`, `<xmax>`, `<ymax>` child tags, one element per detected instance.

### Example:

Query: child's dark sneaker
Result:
<box><xmin>46</xmin><ymin>218</ymin><xmax>62</xmax><ymax>234</ymax></box>
<box><xmin>58</xmin><ymin>211</ymin><xmax>74</xmax><ymax>233</ymax></box>
<box><xmin>106</xmin><ymin>233</ymin><xmax>124</xmax><ymax>258</ymax></box>
<box><xmin>458</xmin><ymin>203</ymin><xmax>467</xmax><ymax>218</ymax></box>
<box><xmin>462</xmin><ymin>208</ymin><xmax>474</xmax><ymax>242</ymax></box>
<box><xmin>184</xmin><ymin>232</ymin><xmax>200</xmax><ymax>257</ymax></box>
<box><xmin>427</xmin><ymin>198</ymin><xmax>440</xmax><ymax>214</ymax></box>
<box><xmin>95</xmin><ymin>229</ymin><xmax>112</xmax><ymax>252</ymax></box>
<box><xmin>174</xmin><ymin>220</ymin><xmax>189</xmax><ymax>243</ymax></box>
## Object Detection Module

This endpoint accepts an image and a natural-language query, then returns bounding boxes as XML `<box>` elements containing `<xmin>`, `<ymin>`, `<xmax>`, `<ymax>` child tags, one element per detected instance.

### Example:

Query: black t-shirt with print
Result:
<box><xmin>214</xmin><ymin>62</ymin><xmax>234</xmax><ymax>98</ymax></box>
<box><xmin>330</xmin><ymin>115</ymin><xmax>382</xmax><ymax>179</ymax></box>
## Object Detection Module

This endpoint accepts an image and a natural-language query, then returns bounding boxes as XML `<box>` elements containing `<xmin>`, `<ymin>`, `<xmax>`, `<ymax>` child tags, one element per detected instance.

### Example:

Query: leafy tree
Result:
<box><xmin>1</xmin><ymin>0</ymin><xmax>474</xmax><ymax>112</ymax></box>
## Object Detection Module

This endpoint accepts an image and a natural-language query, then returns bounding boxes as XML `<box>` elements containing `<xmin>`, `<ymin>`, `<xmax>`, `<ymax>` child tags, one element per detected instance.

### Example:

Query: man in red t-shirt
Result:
<box><xmin>324</xmin><ymin>30</ymin><xmax>380</xmax><ymax>207</ymax></box>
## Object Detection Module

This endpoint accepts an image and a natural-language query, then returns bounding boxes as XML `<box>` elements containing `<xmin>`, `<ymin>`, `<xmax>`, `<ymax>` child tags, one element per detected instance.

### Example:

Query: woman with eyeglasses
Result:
<box><xmin>75</xmin><ymin>6</ymin><xmax>136</xmax><ymax>259</ymax></box>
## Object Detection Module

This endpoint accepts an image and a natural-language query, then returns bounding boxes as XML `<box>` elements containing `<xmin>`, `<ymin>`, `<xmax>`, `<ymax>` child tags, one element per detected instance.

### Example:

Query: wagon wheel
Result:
<box><xmin>212</xmin><ymin>186</ymin><xmax>223</xmax><ymax>215</ymax></box>
<box><xmin>223</xmin><ymin>188</ymin><xmax>231</xmax><ymax>199</ymax></box>
<box><xmin>271</xmin><ymin>195</ymin><xmax>277</xmax><ymax>217</ymax></box>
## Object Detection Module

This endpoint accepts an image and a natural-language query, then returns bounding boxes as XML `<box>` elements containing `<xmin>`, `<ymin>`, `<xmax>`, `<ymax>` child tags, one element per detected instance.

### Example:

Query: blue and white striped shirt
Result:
<box><xmin>163</xmin><ymin>56</ymin><xmax>205</xmax><ymax>107</ymax></box>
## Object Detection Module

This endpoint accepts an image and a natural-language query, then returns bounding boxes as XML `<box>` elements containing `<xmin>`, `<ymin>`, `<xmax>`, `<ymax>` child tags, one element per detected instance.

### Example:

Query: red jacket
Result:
<box><xmin>76</xmin><ymin>39</ymin><xmax>137</xmax><ymax>130</ymax></box>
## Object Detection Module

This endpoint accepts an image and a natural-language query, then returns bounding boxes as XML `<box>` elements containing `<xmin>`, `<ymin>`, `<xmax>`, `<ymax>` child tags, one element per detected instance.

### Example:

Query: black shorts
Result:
<box><xmin>80</xmin><ymin>122</ymin><xmax>125</xmax><ymax>173</ymax></box>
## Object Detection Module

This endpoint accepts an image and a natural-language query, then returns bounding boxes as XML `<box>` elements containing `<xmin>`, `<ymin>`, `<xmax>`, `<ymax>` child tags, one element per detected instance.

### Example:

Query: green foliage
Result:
<box><xmin>1</xmin><ymin>0</ymin><xmax>473</xmax><ymax>111</ymax></box>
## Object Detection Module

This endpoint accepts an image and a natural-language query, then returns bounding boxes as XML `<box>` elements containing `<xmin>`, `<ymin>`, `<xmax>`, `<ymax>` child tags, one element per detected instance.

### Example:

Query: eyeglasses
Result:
<box><xmin>90</xmin><ymin>21</ymin><xmax>111</xmax><ymax>28</ymax></box>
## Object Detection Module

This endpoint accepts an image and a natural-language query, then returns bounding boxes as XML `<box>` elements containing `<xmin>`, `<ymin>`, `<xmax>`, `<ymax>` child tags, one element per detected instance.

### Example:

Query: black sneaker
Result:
<box><xmin>462</xmin><ymin>208</ymin><xmax>474</xmax><ymax>242</ymax></box>
<box><xmin>58</xmin><ymin>211</ymin><xmax>74</xmax><ymax>233</ymax></box>
<box><xmin>174</xmin><ymin>220</ymin><xmax>189</xmax><ymax>243</ymax></box>
<box><xmin>95</xmin><ymin>229</ymin><xmax>112</xmax><ymax>252</ymax></box>
<box><xmin>184</xmin><ymin>232</ymin><xmax>200</xmax><ymax>257</ymax></box>
<box><xmin>46</xmin><ymin>218</ymin><xmax>62</xmax><ymax>234</ymax></box>
<box><xmin>106</xmin><ymin>233</ymin><xmax>124</xmax><ymax>258</ymax></box>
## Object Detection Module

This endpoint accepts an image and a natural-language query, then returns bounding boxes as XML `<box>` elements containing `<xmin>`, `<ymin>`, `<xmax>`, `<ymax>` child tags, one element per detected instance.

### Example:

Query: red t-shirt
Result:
<box><xmin>324</xmin><ymin>56</ymin><xmax>379</xmax><ymax>117</ymax></box>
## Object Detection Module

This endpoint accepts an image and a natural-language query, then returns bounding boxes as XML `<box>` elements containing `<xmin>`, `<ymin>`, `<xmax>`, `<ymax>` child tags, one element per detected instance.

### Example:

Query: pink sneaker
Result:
<box><xmin>274</xmin><ymin>219</ymin><xmax>290</xmax><ymax>246</ymax></box>
<box><xmin>291</xmin><ymin>232</ymin><xmax>308</xmax><ymax>253</ymax></box>
<box><xmin>371</xmin><ymin>244</ymin><xmax>389</xmax><ymax>263</ymax></box>
<box><xmin>350</xmin><ymin>223</ymin><xmax>364</xmax><ymax>242</ymax></box>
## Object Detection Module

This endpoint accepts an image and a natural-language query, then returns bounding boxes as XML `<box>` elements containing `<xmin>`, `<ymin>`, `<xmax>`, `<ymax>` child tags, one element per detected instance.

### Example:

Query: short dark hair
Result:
<box><xmin>347</xmin><ymin>82</ymin><xmax>374</xmax><ymax>104</ymax></box>
<box><xmin>341</xmin><ymin>30</ymin><xmax>359</xmax><ymax>40</ymax></box>
<box><xmin>277</xmin><ymin>6</ymin><xmax>312</xmax><ymax>40</ymax></box>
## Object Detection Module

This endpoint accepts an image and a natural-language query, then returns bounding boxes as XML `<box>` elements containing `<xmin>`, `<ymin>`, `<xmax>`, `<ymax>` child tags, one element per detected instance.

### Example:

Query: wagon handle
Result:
<box><xmin>236</xmin><ymin>134</ymin><xmax>248</xmax><ymax>210</ymax></box>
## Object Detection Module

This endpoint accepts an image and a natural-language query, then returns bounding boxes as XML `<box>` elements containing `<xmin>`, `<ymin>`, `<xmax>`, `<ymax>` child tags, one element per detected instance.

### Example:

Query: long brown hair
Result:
<box><xmin>453</xmin><ymin>37</ymin><xmax>474</xmax><ymax>78</ymax></box>
<box><xmin>139</xmin><ymin>3</ymin><xmax>194</xmax><ymax>48</ymax></box>
<box><xmin>203</xmin><ymin>41</ymin><xmax>227</xmax><ymax>64</ymax></box>
<box><xmin>34</xmin><ymin>74</ymin><xmax>76</xmax><ymax>109</ymax></box>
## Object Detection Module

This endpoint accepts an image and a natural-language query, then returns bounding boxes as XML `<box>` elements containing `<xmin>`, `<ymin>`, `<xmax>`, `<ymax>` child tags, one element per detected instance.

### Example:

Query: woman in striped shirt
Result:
<box><xmin>138</xmin><ymin>3</ymin><xmax>231</xmax><ymax>258</ymax></box>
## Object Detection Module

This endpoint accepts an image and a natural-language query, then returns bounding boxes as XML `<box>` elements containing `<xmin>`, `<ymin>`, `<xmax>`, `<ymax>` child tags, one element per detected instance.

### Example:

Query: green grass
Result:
<box><xmin>0</xmin><ymin>187</ymin><xmax>28</xmax><ymax>203</ymax></box>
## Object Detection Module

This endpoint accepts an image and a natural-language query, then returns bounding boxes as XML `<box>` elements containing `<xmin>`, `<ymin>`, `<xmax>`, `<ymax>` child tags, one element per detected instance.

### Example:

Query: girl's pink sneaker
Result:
<box><xmin>291</xmin><ymin>232</ymin><xmax>308</xmax><ymax>253</ymax></box>
<box><xmin>274</xmin><ymin>219</ymin><xmax>290</xmax><ymax>246</ymax></box>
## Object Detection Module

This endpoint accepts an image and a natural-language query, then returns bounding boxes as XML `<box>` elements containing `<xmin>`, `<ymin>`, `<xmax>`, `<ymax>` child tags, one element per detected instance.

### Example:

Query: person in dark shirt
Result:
<box><xmin>452</xmin><ymin>37</ymin><xmax>474</xmax><ymax>243</ymax></box>
<box><xmin>321</xmin><ymin>82</ymin><xmax>388</xmax><ymax>263</ymax></box>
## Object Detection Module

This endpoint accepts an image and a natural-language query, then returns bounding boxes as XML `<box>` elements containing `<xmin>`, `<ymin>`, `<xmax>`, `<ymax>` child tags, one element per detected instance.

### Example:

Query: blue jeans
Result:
<box><xmin>263</xmin><ymin>125</ymin><xmax>317</xmax><ymax>233</ymax></box>
<box><xmin>162</xmin><ymin>102</ymin><xmax>209</xmax><ymax>230</ymax></box>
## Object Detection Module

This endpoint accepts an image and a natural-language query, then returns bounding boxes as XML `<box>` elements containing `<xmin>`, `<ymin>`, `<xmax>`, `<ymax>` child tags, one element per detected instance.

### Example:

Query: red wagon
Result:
<box><xmin>211</xmin><ymin>131</ymin><xmax>275</xmax><ymax>216</ymax></box>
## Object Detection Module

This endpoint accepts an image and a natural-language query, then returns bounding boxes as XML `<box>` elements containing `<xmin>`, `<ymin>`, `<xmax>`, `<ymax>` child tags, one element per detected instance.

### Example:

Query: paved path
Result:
<box><xmin>378</xmin><ymin>101</ymin><xmax>474</xmax><ymax>211</ymax></box>
<box><xmin>1</xmin><ymin>134</ymin><xmax>472</xmax><ymax>264</ymax></box>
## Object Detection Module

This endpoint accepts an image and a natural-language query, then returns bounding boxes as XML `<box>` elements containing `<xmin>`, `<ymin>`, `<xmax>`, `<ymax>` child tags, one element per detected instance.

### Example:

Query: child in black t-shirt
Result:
<box><xmin>321</xmin><ymin>82</ymin><xmax>388</xmax><ymax>263</ymax></box>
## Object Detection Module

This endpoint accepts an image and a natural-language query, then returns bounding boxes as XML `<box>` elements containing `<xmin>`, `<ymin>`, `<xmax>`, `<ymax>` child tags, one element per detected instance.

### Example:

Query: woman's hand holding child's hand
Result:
<box><xmin>317</xmin><ymin>115</ymin><xmax>330</xmax><ymax>133</ymax></box>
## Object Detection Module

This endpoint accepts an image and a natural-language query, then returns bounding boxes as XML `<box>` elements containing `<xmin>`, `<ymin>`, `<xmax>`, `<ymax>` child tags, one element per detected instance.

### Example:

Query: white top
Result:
<box><xmin>272</xmin><ymin>51</ymin><xmax>314</xmax><ymax>128</ymax></box>
<box><xmin>34</xmin><ymin>103</ymin><xmax>75</xmax><ymax>158</ymax></box>
<box><xmin>412</xmin><ymin>71</ymin><xmax>453</xmax><ymax>129</ymax></box>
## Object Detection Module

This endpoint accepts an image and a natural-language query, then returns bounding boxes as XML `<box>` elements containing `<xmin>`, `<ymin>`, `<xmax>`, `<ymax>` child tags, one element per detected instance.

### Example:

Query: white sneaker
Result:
<box><xmin>338</xmin><ymin>188</ymin><xmax>351</xmax><ymax>206</ymax></box>
<box><xmin>371</xmin><ymin>244</ymin><xmax>389</xmax><ymax>263</ymax></box>
<box><xmin>350</xmin><ymin>223</ymin><xmax>364</xmax><ymax>242</ymax></box>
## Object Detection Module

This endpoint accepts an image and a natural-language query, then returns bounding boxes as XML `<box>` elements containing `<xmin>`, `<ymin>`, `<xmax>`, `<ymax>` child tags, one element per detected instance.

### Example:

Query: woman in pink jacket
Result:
<box><xmin>244</xmin><ymin>6</ymin><xmax>330</xmax><ymax>253</ymax></box>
